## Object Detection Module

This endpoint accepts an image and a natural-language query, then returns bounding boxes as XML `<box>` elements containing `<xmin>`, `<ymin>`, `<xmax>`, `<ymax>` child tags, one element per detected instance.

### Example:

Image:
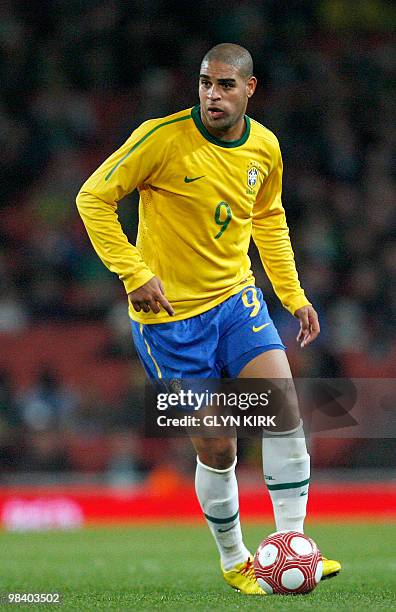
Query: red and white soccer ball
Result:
<box><xmin>254</xmin><ymin>531</ymin><xmax>323</xmax><ymax>595</ymax></box>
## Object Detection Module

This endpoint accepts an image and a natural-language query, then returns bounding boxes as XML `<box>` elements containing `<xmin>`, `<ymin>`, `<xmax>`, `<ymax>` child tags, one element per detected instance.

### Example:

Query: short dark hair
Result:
<box><xmin>201</xmin><ymin>43</ymin><xmax>254</xmax><ymax>78</ymax></box>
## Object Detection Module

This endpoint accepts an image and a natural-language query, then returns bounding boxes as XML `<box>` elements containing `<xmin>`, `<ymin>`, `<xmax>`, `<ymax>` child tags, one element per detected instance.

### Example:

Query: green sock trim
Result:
<box><xmin>266</xmin><ymin>477</ymin><xmax>310</xmax><ymax>491</ymax></box>
<box><xmin>204</xmin><ymin>509</ymin><xmax>239</xmax><ymax>524</ymax></box>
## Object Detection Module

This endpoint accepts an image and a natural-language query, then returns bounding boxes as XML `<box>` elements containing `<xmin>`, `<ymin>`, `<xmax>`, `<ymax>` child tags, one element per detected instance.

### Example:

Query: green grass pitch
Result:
<box><xmin>0</xmin><ymin>522</ymin><xmax>395</xmax><ymax>610</ymax></box>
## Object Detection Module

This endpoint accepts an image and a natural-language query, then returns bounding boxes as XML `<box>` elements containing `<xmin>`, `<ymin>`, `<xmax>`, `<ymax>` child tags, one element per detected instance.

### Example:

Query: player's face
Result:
<box><xmin>199</xmin><ymin>60</ymin><xmax>257</xmax><ymax>140</ymax></box>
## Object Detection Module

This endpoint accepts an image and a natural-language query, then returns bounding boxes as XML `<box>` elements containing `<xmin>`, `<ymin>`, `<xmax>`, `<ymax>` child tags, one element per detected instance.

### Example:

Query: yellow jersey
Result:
<box><xmin>76</xmin><ymin>105</ymin><xmax>310</xmax><ymax>323</ymax></box>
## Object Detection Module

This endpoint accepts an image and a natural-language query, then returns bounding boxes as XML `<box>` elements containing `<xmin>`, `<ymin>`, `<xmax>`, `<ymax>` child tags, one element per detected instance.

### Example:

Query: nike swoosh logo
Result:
<box><xmin>252</xmin><ymin>323</ymin><xmax>271</xmax><ymax>332</ymax></box>
<box><xmin>300</xmin><ymin>491</ymin><xmax>308</xmax><ymax>496</ymax></box>
<box><xmin>218</xmin><ymin>525</ymin><xmax>236</xmax><ymax>533</ymax></box>
<box><xmin>184</xmin><ymin>175</ymin><xmax>205</xmax><ymax>183</ymax></box>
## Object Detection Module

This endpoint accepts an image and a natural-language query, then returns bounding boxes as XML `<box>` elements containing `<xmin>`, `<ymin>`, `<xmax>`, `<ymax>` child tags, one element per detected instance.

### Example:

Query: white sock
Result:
<box><xmin>262</xmin><ymin>420</ymin><xmax>310</xmax><ymax>533</ymax></box>
<box><xmin>195</xmin><ymin>457</ymin><xmax>250</xmax><ymax>570</ymax></box>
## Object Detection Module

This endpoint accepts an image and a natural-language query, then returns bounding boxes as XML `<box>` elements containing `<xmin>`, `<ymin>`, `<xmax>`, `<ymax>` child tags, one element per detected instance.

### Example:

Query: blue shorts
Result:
<box><xmin>131</xmin><ymin>286</ymin><xmax>285</xmax><ymax>379</ymax></box>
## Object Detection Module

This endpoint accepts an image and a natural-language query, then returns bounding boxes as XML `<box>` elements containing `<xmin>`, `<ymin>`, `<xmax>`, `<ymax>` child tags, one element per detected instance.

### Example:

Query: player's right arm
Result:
<box><xmin>76</xmin><ymin>121</ymin><xmax>164</xmax><ymax>296</ymax></box>
<box><xmin>128</xmin><ymin>277</ymin><xmax>174</xmax><ymax>316</ymax></box>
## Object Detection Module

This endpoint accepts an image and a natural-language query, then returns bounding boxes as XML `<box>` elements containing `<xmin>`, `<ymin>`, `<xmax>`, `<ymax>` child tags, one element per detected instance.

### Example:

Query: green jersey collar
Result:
<box><xmin>191</xmin><ymin>105</ymin><xmax>250</xmax><ymax>148</ymax></box>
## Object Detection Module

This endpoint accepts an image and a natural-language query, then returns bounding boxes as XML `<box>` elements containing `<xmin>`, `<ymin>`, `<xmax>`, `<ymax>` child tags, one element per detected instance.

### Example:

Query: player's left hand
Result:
<box><xmin>294</xmin><ymin>305</ymin><xmax>320</xmax><ymax>348</ymax></box>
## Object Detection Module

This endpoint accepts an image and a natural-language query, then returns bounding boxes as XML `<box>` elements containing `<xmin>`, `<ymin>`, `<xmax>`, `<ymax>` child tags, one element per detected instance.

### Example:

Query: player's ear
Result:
<box><xmin>246</xmin><ymin>76</ymin><xmax>257</xmax><ymax>98</ymax></box>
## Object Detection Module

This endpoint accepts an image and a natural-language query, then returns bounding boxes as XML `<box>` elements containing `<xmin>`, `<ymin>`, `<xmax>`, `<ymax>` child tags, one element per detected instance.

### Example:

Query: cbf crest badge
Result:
<box><xmin>246</xmin><ymin>161</ymin><xmax>260</xmax><ymax>195</ymax></box>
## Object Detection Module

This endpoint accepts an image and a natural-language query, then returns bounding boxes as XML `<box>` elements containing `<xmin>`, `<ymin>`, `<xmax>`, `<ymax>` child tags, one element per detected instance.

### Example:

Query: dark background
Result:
<box><xmin>0</xmin><ymin>0</ymin><xmax>395</xmax><ymax>484</ymax></box>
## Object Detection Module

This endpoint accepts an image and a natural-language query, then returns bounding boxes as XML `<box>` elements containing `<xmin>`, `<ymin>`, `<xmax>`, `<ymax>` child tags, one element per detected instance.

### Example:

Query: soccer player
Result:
<box><xmin>76</xmin><ymin>43</ymin><xmax>341</xmax><ymax>594</ymax></box>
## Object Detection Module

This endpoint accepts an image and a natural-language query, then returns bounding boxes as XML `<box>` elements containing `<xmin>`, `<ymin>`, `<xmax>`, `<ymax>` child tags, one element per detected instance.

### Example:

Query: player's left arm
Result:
<box><xmin>251</xmin><ymin>139</ymin><xmax>320</xmax><ymax>347</ymax></box>
<box><xmin>294</xmin><ymin>304</ymin><xmax>320</xmax><ymax>347</ymax></box>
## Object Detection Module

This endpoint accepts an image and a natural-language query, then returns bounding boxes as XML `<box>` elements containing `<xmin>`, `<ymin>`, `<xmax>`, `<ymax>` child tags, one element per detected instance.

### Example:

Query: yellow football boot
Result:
<box><xmin>321</xmin><ymin>556</ymin><xmax>342</xmax><ymax>580</ymax></box>
<box><xmin>222</xmin><ymin>556</ymin><xmax>265</xmax><ymax>595</ymax></box>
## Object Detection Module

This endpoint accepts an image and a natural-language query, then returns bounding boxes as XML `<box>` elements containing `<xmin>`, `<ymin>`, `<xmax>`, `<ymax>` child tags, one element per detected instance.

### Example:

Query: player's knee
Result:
<box><xmin>270</xmin><ymin>383</ymin><xmax>301</xmax><ymax>432</ymax></box>
<box><xmin>197</xmin><ymin>438</ymin><xmax>237</xmax><ymax>470</ymax></box>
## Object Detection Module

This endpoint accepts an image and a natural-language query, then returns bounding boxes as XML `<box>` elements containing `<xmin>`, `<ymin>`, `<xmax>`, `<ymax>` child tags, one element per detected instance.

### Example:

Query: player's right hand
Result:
<box><xmin>128</xmin><ymin>277</ymin><xmax>175</xmax><ymax>316</ymax></box>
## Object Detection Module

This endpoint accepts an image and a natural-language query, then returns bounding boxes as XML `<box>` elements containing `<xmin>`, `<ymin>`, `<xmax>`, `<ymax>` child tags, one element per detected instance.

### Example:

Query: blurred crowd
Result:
<box><xmin>0</xmin><ymin>0</ymin><xmax>395</xmax><ymax>479</ymax></box>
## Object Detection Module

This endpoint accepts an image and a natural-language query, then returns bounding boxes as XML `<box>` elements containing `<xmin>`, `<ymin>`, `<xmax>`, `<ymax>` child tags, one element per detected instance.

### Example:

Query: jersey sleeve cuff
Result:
<box><xmin>288</xmin><ymin>295</ymin><xmax>312</xmax><ymax>316</ymax></box>
<box><xmin>122</xmin><ymin>269</ymin><xmax>155</xmax><ymax>294</ymax></box>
